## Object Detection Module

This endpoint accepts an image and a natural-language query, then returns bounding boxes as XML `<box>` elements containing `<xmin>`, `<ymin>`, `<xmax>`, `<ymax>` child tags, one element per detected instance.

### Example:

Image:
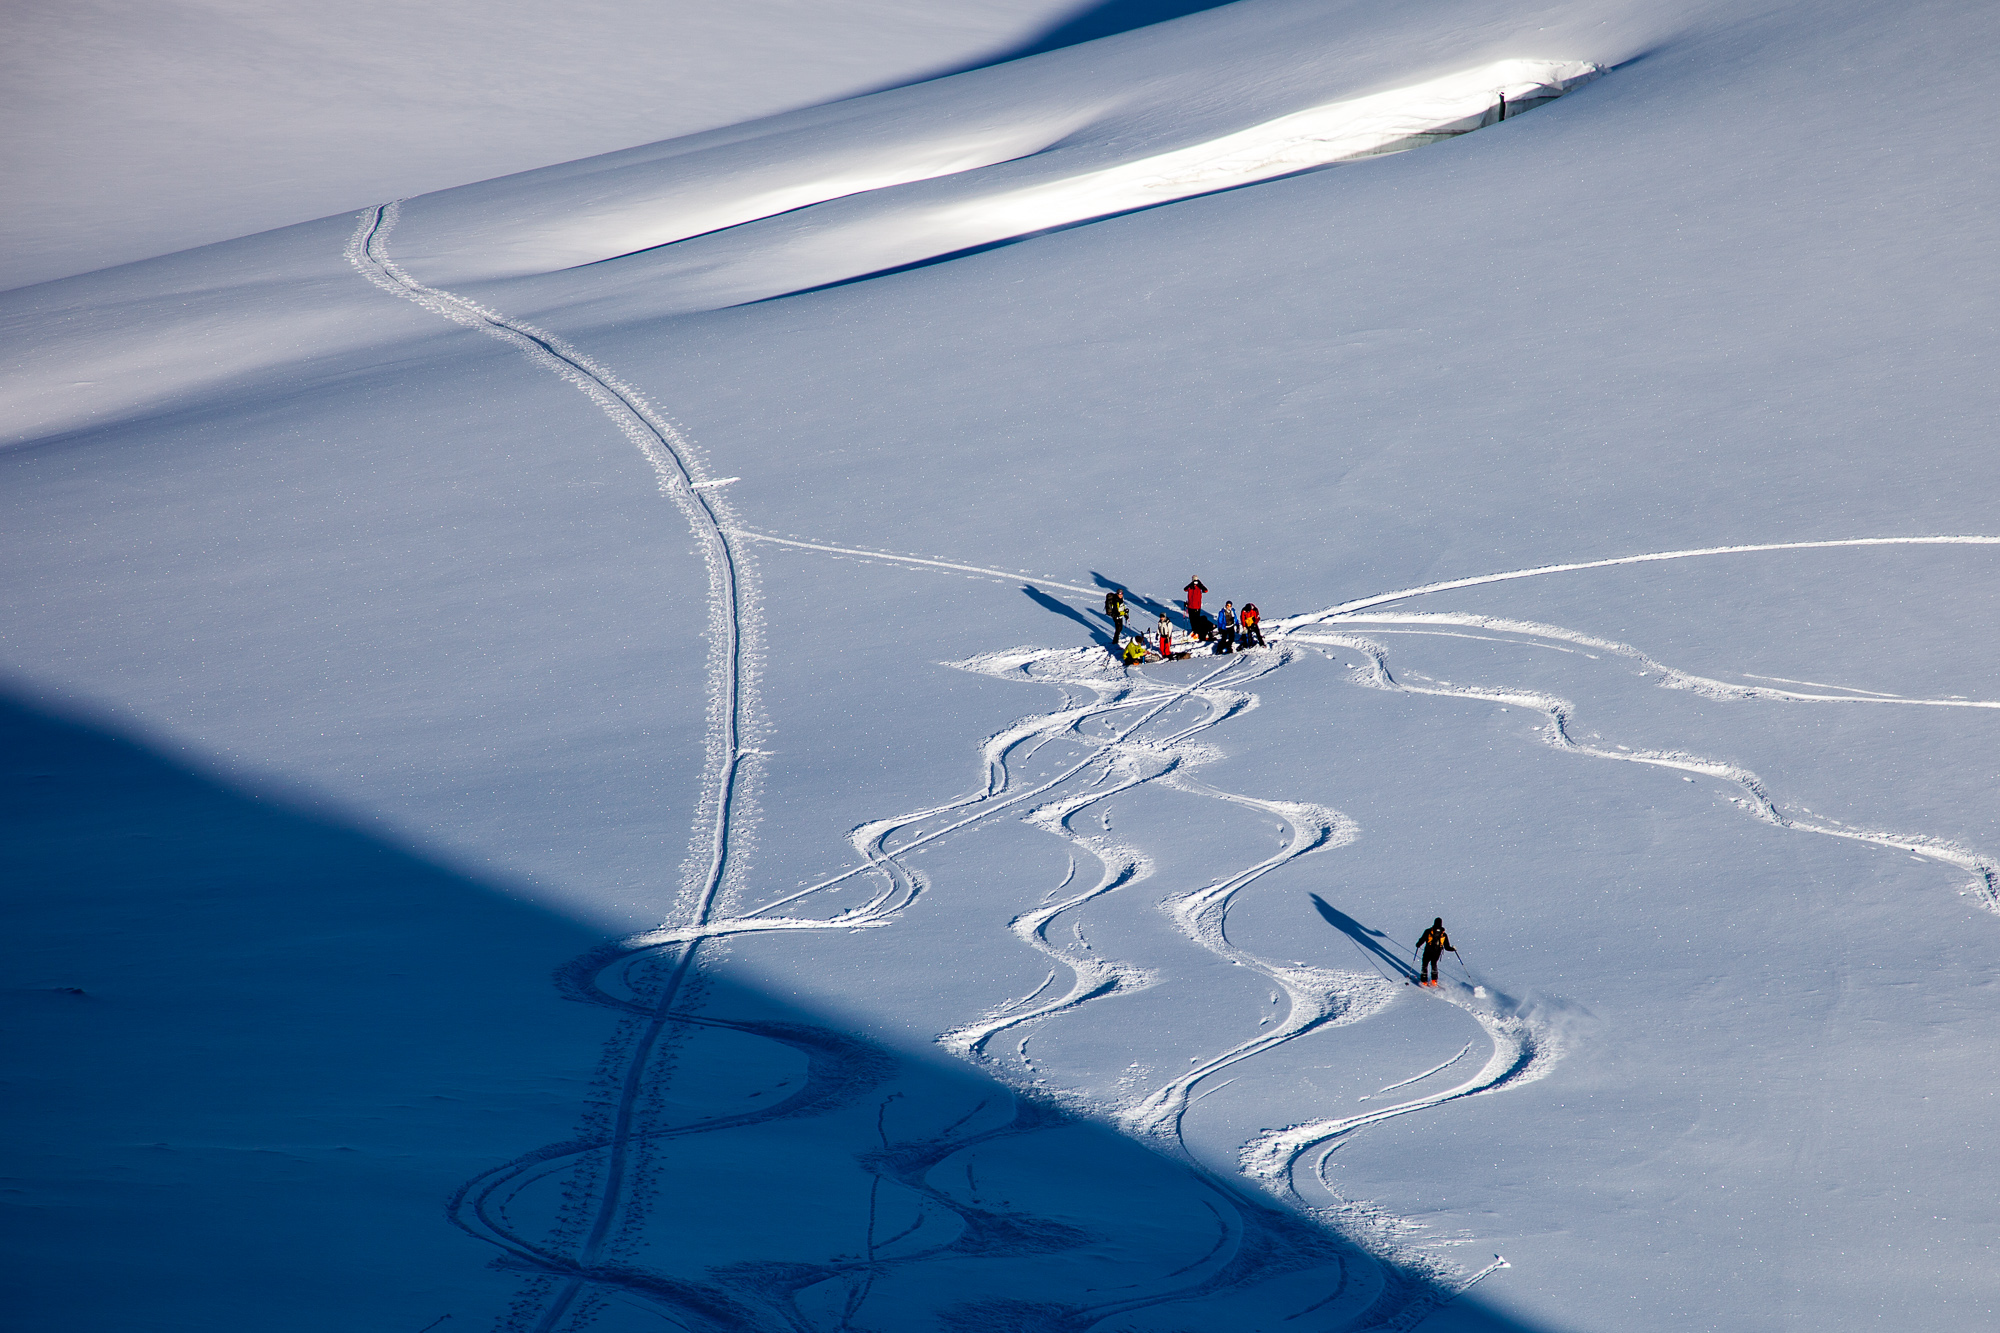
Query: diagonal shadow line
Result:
<box><xmin>1311</xmin><ymin>893</ymin><xmax>1419</xmax><ymax>982</ymax></box>
<box><xmin>860</xmin><ymin>0</ymin><xmax>1251</xmax><ymax>95</ymax></box>
<box><xmin>2</xmin><ymin>684</ymin><xmax>1552</xmax><ymax>1333</ymax></box>
<box><xmin>1023</xmin><ymin>583</ymin><xmax>1112</xmax><ymax>647</ymax></box>
<box><xmin>1090</xmin><ymin>571</ymin><xmax>1174</xmax><ymax>622</ymax></box>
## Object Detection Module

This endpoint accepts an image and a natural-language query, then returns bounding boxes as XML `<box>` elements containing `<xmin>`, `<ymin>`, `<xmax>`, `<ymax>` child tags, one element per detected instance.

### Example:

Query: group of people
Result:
<box><xmin>1105</xmin><ymin>578</ymin><xmax>1267</xmax><ymax>666</ymax></box>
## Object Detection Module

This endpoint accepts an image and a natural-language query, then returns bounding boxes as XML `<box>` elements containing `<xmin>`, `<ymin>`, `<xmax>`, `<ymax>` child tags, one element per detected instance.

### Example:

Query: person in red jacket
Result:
<box><xmin>1240</xmin><ymin>603</ymin><xmax>1265</xmax><ymax>648</ymax></box>
<box><xmin>1184</xmin><ymin>578</ymin><xmax>1211</xmax><ymax>640</ymax></box>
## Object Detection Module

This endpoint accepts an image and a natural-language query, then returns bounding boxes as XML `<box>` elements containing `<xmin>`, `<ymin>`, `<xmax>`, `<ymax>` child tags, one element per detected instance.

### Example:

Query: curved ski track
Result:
<box><xmin>349</xmin><ymin>204</ymin><xmax>766</xmax><ymax>1333</ymax></box>
<box><xmin>345</xmin><ymin>213</ymin><xmax>1377</xmax><ymax>1327</ymax></box>
<box><xmin>744</xmin><ymin>529</ymin><xmax>2000</xmax><ymax>1264</ymax></box>
<box><xmin>348</xmin><ymin>207</ymin><xmax>2000</xmax><ymax>1324</ymax></box>
<box><xmin>1294</xmin><ymin>613</ymin><xmax>2000</xmax><ymax>913</ymax></box>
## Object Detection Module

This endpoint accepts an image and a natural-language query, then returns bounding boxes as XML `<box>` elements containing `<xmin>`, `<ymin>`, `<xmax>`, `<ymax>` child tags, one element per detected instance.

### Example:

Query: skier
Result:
<box><xmin>1414</xmin><ymin>918</ymin><xmax>1455</xmax><ymax>985</ymax></box>
<box><xmin>1217</xmin><ymin>601</ymin><xmax>1238</xmax><ymax>654</ymax></box>
<box><xmin>1105</xmin><ymin>588</ymin><xmax>1128</xmax><ymax>644</ymax></box>
<box><xmin>1240</xmin><ymin>602</ymin><xmax>1265</xmax><ymax>648</ymax></box>
<box><xmin>1121</xmin><ymin>635</ymin><xmax>1148</xmax><ymax>666</ymax></box>
<box><xmin>1184</xmin><ymin>577</ymin><xmax>1208</xmax><ymax>633</ymax></box>
<box><xmin>1157</xmin><ymin>616</ymin><xmax>1175</xmax><ymax>662</ymax></box>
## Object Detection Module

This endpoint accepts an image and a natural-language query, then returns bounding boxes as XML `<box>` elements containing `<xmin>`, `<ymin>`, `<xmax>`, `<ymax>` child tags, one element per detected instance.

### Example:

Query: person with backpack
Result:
<box><xmin>1217</xmin><ymin>601</ymin><xmax>1238</xmax><ymax>654</ymax></box>
<box><xmin>1414</xmin><ymin>918</ymin><xmax>1455</xmax><ymax>985</ymax></box>
<box><xmin>1105</xmin><ymin>588</ymin><xmax>1129</xmax><ymax>645</ymax></box>
<box><xmin>1240</xmin><ymin>603</ymin><xmax>1265</xmax><ymax>648</ymax></box>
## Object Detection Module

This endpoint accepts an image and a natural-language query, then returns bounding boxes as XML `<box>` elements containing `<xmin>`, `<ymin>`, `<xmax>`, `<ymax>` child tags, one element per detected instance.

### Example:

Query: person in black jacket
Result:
<box><xmin>1415</xmin><ymin>918</ymin><xmax>1454</xmax><ymax>984</ymax></box>
<box><xmin>1105</xmin><ymin>588</ymin><xmax>1128</xmax><ymax>644</ymax></box>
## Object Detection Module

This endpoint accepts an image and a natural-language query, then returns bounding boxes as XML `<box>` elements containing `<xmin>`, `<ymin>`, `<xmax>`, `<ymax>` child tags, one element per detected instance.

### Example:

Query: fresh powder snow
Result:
<box><xmin>4</xmin><ymin>0</ymin><xmax>1998</xmax><ymax>1330</ymax></box>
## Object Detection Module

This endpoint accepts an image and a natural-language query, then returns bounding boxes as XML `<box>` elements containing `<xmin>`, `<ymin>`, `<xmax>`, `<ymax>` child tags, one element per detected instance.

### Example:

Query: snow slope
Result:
<box><xmin>6</xmin><ymin>0</ymin><xmax>2000</xmax><ymax>1329</ymax></box>
<box><xmin>0</xmin><ymin>0</ymin><xmax>1087</xmax><ymax>290</ymax></box>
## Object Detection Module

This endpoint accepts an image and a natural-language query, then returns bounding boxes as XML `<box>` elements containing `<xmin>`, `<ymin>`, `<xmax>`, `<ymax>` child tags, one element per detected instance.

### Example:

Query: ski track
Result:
<box><xmin>339</xmin><ymin>215</ymin><xmax>2000</xmax><ymax>1326</ymax></box>
<box><xmin>1363</xmin><ymin>1043</ymin><xmax>1474</xmax><ymax>1101</ymax></box>
<box><xmin>937</xmin><ymin>756</ymin><xmax>1163</xmax><ymax>1064</ymax></box>
<box><xmin>1340</xmin><ymin>609</ymin><xmax>2000</xmax><ymax>712</ymax></box>
<box><xmin>1231</xmin><ymin>607</ymin><xmax>1999</xmax><ymax>1211</ymax></box>
<box><xmin>1239</xmin><ymin>966</ymin><xmax>1560</xmax><ymax>1204</ymax></box>
<box><xmin>738</xmin><ymin>526</ymin><xmax>2000</xmax><ymax>1276</ymax></box>
<box><xmin>1292</xmin><ymin>617</ymin><xmax>2000</xmax><ymax>914</ymax></box>
<box><xmin>1277</xmin><ymin>534</ymin><xmax>2000</xmax><ymax>626</ymax></box>
<box><xmin>730</xmin><ymin>528</ymin><xmax>1103</xmax><ymax>597</ymax></box>
<box><xmin>348</xmin><ymin>204</ymin><xmax>767</xmax><ymax>1333</ymax></box>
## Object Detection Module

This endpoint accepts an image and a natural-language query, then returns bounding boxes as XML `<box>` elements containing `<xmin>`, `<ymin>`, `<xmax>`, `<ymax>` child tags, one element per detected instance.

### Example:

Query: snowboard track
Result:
<box><xmin>350</xmin><ymin>211</ymin><xmax>2000</xmax><ymax>1327</ymax></box>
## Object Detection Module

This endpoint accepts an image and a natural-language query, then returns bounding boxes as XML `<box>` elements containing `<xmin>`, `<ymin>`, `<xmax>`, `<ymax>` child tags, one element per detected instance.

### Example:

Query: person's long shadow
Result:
<box><xmin>1312</xmin><ymin>893</ymin><xmax>1420</xmax><ymax>983</ymax></box>
<box><xmin>2</xmin><ymin>686</ymin><xmax>1553</xmax><ymax>1333</ymax></box>
<box><xmin>1023</xmin><ymin>583</ymin><xmax>1111</xmax><ymax>648</ymax></box>
<box><xmin>1089</xmin><ymin>571</ymin><xmax>1174</xmax><ymax>623</ymax></box>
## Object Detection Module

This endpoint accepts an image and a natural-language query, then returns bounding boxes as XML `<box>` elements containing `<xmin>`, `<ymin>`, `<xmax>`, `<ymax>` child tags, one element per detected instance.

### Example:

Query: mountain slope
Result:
<box><xmin>4</xmin><ymin>0</ymin><xmax>1998</xmax><ymax>1328</ymax></box>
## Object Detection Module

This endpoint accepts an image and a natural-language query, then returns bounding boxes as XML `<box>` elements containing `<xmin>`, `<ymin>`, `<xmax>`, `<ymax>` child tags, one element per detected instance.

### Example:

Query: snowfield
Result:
<box><xmin>5</xmin><ymin>0</ymin><xmax>1999</xmax><ymax>1330</ymax></box>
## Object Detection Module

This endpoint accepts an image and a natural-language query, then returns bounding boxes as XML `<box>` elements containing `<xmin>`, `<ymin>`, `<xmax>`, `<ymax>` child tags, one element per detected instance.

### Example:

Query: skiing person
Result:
<box><xmin>1184</xmin><ymin>577</ymin><xmax>1207</xmax><ymax>628</ymax></box>
<box><xmin>1121</xmin><ymin>635</ymin><xmax>1148</xmax><ymax>666</ymax></box>
<box><xmin>1240</xmin><ymin>602</ymin><xmax>1265</xmax><ymax>648</ymax></box>
<box><xmin>1105</xmin><ymin>588</ymin><xmax>1128</xmax><ymax>644</ymax></box>
<box><xmin>1157</xmin><ymin>615</ymin><xmax>1175</xmax><ymax>662</ymax></box>
<box><xmin>1217</xmin><ymin>601</ymin><xmax>1238</xmax><ymax>654</ymax></box>
<box><xmin>1414</xmin><ymin>918</ymin><xmax>1455</xmax><ymax>985</ymax></box>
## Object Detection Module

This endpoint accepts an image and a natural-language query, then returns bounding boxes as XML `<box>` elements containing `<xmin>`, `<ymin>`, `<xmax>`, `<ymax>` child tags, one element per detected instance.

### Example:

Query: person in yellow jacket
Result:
<box><xmin>1121</xmin><ymin>636</ymin><xmax>1148</xmax><ymax>666</ymax></box>
<box><xmin>1415</xmin><ymin>917</ymin><xmax>1454</xmax><ymax>985</ymax></box>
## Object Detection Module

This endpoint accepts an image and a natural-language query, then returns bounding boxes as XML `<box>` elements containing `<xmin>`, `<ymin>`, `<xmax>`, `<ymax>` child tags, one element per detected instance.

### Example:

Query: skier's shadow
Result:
<box><xmin>1090</xmin><ymin>572</ymin><xmax>1173</xmax><ymax>623</ymax></box>
<box><xmin>1311</xmin><ymin>895</ymin><xmax>1418</xmax><ymax>983</ymax></box>
<box><xmin>1022</xmin><ymin>585</ymin><xmax>1110</xmax><ymax>648</ymax></box>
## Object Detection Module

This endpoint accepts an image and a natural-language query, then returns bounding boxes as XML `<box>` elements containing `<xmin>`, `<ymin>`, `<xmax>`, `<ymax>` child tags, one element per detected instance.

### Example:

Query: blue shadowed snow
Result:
<box><xmin>6</xmin><ymin>0</ymin><xmax>2000</xmax><ymax>1327</ymax></box>
<box><xmin>0</xmin><ymin>689</ymin><xmax>1552</xmax><ymax>1333</ymax></box>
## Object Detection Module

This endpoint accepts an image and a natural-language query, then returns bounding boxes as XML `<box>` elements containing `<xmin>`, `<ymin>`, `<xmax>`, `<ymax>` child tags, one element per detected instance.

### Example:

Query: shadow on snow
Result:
<box><xmin>1090</xmin><ymin>572</ymin><xmax>1175</xmax><ymax>623</ymax></box>
<box><xmin>1</xmin><ymin>686</ymin><xmax>1552</xmax><ymax>1333</ymax></box>
<box><xmin>1312</xmin><ymin>893</ymin><xmax>1421</xmax><ymax>986</ymax></box>
<box><xmin>1023</xmin><ymin>583</ymin><xmax>1113</xmax><ymax>649</ymax></box>
<box><xmin>873</xmin><ymin>0</ymin><xmax>1252</xmax><ymax>92</ymax></box>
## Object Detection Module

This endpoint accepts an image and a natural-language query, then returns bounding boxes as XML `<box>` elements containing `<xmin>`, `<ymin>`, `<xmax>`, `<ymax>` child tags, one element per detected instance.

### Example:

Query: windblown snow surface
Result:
<box><xmin>5</xmin><ymin>0</ymin><xmax>1999</xmax><ymax>1330</ymax></box>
